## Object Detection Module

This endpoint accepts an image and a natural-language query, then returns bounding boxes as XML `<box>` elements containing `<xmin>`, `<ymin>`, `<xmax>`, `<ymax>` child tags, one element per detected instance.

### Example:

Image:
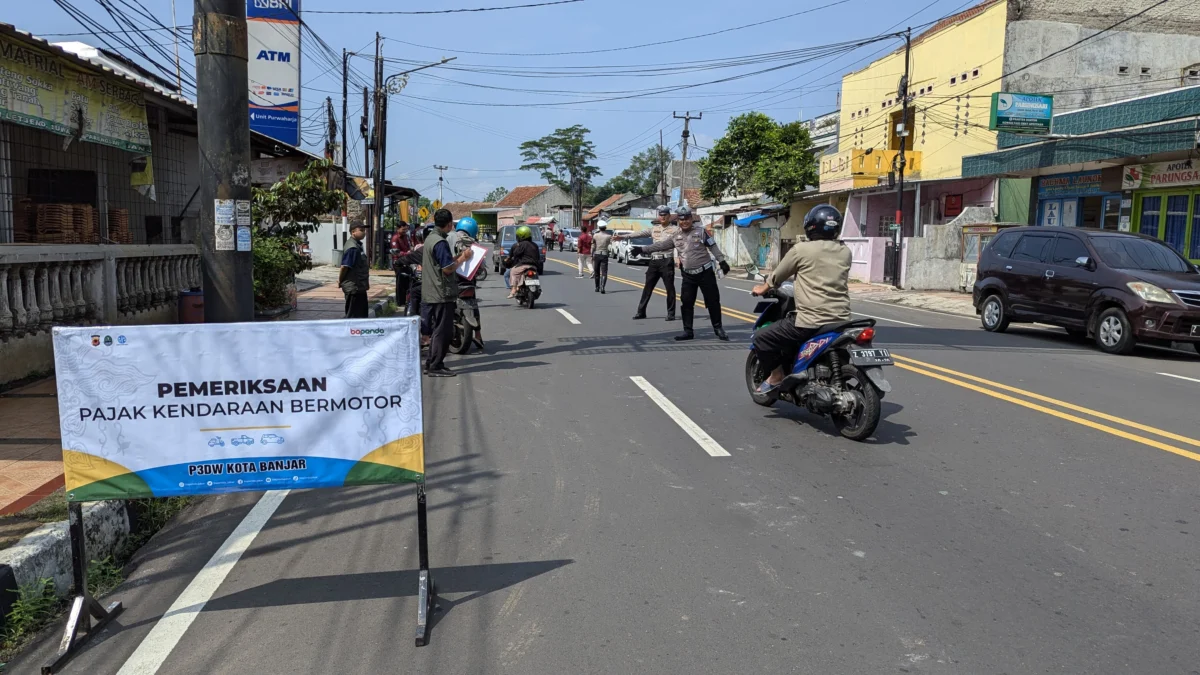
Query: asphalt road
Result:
<box><xmin>14</xmin><ymin>252</ymin><xmax>1200</xmax><ymax>675</ymax></box>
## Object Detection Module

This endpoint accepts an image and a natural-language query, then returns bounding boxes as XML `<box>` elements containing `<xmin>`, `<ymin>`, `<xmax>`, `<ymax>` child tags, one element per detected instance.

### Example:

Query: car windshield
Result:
<box><xmin>1091</xmin><ymin>236</ymin><xmax>1192</xmax><ymax>272</ymax></box>
<box><xmin>630</xmin><ymin>236</ymin><xmax>652</xmax><ymax>246</ymax></box>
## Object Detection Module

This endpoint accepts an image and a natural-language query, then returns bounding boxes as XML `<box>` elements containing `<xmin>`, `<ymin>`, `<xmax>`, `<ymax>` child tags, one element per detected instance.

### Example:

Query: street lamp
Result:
<box><xmin>375</xmin><ymin>57</ymin><xmax>456</xmax><ymax>243</ymax></box>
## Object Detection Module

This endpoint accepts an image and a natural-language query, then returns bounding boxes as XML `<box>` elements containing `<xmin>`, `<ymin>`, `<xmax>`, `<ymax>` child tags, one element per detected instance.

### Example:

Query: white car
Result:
<box><xmin>622</xmin><ymin>232</ymin><xmax>654</xmax><ymax>265</ymax></box>
<box><xmin>609</xmin><ymin>230</ymin><xmax>634</xmax><ymax>260</ymax></box>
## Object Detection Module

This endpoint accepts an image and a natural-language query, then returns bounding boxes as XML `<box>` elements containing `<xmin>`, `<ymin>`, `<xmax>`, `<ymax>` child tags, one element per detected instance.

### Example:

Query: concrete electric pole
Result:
<box><xmin>434</xmin><ymin>165</ymin><xmax>448</xmax><ymax>205</ymax></box>
<box><xmin>673</xmin><ymin>111</ymin><xmax>701</xmax><ymax>205</ymax></box>
<box><xmin>193</xmin><ymin>0</ymin><xmax>253</xmax><ymax>322</ymax></box>
<box><xmin>893</xmin><ymin>27</ymin><xmax>912</xmax><ymax>289</ymax></box>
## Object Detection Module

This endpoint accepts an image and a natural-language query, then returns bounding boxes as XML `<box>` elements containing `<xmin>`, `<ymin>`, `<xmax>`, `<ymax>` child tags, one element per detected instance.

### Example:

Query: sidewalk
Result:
<box><xmin>850</xmin><ymin>282</ymin><xmax>976</xmax><ymax>317</ymax></box>
<box><xmin>0</xmin><ymin>276</ymin><xmax>390</xmax><ymax>515</ymax></box>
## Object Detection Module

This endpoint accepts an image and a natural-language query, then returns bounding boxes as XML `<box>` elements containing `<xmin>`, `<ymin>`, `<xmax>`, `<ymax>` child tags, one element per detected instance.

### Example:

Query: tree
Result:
<box><xmin>483</xmin><ymin>186</ymin><xmax>509</xmax><ymax>203</ymax></box>
<box><xmin>699</xmin><ymin>112</ymin><xmax>817</xmax><ymax>205</ymax></box>
<box><xmin>593</xmin><ymin>145</ymin><xmax>675</xmax><ymax>204</ymax></box>
<box><xmin>520</xmin><ymin>125</ymin><xmax>601</xmax><ymax>228</ymax></box>
<box><xmin>251</xmin><ymin>158</ymin><xmax>344</xmax><ymax>310</ymax></box>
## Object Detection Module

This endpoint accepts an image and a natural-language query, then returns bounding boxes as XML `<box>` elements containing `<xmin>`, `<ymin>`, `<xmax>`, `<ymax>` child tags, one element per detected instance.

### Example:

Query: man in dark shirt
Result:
<box><xmin>339</xmin><ymin>222</ymin><xmax>370</xmax><ymax>318</ymax></box>
<box><xmin>505</xmin><ymin>225</ymin><xmax>541</xmax><ymax>298</ymax></box>
<box><xmin>422</xmin><ymin>209</ymin><xmax>473</xmax><ymax>377</ymax></box>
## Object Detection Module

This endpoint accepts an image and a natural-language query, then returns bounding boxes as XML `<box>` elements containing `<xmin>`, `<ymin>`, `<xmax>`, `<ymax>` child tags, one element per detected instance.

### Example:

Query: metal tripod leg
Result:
<box><xmin>414</xmin><ymin>482</ymin><xmax>436</xmax><ymax>646</ymax></box>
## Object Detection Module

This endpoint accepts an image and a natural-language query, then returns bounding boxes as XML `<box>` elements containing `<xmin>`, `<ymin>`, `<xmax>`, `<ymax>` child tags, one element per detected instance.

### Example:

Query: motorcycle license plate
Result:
<box><xmin>524</xmin><ymin>279</ymin><xmax>541</xmax><ymax>287</ymax></box>
<box><xmin>849</xmin><ymin>348</ymin><xmax>894</xmax><ymax>366</ymax></box>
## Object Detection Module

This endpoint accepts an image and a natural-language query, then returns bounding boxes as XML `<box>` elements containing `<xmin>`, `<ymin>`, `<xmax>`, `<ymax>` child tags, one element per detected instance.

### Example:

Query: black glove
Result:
<box><xmin>719</xmin><ymin>261</ymin><xmax>731</xmax><ymax>275</ymax></box>
<box><xmin>630</xmin><ymin>246</ymin><xmax>644</xmax><ymax>257</ymax></box>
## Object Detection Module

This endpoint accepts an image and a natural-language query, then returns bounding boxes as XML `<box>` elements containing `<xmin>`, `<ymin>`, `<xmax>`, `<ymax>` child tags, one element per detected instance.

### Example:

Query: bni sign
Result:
<box><xmin>989</xmin><ymin>93</ymin><xmax>1053</xmax><ymax>134</ymax></box>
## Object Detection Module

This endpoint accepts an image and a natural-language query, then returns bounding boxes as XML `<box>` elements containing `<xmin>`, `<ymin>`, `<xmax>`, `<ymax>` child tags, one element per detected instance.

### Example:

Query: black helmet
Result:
<box><xmin>803</xmin><ymin>204</ymin><xmax>842</xmax><ymax>241</ymax></box>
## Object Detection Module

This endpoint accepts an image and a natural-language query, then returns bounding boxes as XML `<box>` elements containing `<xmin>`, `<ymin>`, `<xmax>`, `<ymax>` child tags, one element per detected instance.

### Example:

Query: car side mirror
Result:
<box><xmin>1075</xmin><ymin>256</ymin><xmax>1096</xmax><ymax>271</ymax></box>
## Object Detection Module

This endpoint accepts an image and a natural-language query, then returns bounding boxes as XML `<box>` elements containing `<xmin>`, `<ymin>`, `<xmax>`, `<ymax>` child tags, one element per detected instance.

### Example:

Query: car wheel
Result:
<box><xmin>980</xmin><ymin>294</ymin><xmax>1009</xmax><ymax>332</ymax></box>
<box><xmin>1095</xmin><ymin>307</ymin><xmax>1136</xmax><ymax>355</ymax></box>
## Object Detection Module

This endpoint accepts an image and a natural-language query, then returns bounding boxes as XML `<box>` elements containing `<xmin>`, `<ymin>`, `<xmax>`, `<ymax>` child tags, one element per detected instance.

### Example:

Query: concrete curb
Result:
<box><xmin>0</xmin><ymin>501</ymin><xmax>130</xmax><ymax>628</ymax></box>
<box><xmin>368</xmin><ymin>294</ymin><xmax>397</xmax><ymax>318</ymax></box>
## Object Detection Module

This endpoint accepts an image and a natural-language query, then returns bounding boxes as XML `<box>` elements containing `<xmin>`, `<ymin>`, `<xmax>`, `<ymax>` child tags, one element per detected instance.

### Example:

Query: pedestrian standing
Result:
<box><xmin>591</xmin><ymin>222</ymin><xmax>613</xmax><ymax>294</ymax></box>
<box><xmin>615</xmin><ymin>204</ymin><xmax>678</xmax><ymax>321</ymax></box>
<box><xmin>390</xmin><ymin>221</ymin><xmax>412</xmax><ymax>308</ymax></box>
<box><xmin>422</xmin><ymin>209</ymin><xmax>474</xmax><ymax>377</ymax></box>
<box><xmin>631</xmin><ymin>205</ymin><xmax>730</xmax><ymax>341</ymax></box>
<box><xmin>339</xmin><ymin>222</ymin><xmax>370</xmax><ymax>318</ymax></box>
<box><xmin>576</xmin><ymin>226</ymin><xmax>594</xmax><ymax>277</ymax></box>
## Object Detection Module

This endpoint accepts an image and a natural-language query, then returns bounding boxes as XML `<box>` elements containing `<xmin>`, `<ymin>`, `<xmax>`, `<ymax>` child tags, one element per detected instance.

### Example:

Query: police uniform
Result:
<box><xmin>591</xmin><ymin>229</ymin><xmax>613</xmax><ymax>292</ymax></box>
<box><xmin>641</xmin><ymin>226</ymin><xmax>727</xmax><ymax>340</ymax></box>
<box><xmin>631</xmin><ymin>221</ymin><xmax>678</xmax><ymax>320</ymax></box>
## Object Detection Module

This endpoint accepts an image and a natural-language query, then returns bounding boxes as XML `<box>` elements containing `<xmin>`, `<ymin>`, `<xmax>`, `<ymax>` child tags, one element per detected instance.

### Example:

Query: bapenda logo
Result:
<box><xmin>349</xmin><ymin>328</ymin><xmax>386</xmax><ymax>336</ymax></box>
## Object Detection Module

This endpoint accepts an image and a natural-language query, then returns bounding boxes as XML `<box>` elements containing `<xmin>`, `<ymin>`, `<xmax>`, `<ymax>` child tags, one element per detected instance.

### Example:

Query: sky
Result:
<box><xmin>9</xmin><ymin>0</ymin><xmax>979</xmax><ymax>202</ymax></box>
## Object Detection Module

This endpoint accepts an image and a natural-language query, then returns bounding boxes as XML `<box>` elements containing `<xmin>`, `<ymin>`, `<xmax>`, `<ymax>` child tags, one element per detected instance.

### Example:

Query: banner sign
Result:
<box><xmin>53</xmin><ymin>319</ymin><xmax>424</xmax><ymax>502</ymax></box>
<box><xmin>0</xmin><ymin>34</ymin><xmax>151</xmax><ymax>153</ymax></box>
<box><xmin>1121</xmin><ymin>159</ymin><xmax>1200</xmax><ymax>191</ymax></box>
<box><xmin>247</xmin><ymin>0</ymin><xmax>301</xmax><ymax>146</ymax></box>
<box><xmin>990</xmin><ymin>92</ymin><xmax>1053</xmax><ymax>135</ymax></box>
<box><xmin>1038</xmin><ymin>170</ymin><xmax>1106</xmax><ymax>199</ymax></box>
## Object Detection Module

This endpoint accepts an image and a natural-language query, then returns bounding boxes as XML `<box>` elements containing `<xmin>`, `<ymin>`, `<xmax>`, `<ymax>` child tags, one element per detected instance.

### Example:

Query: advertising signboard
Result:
<box><xmin>53</xmin><ymin>319</ymin><xmax>424</xmax><ymax>502</ymax></box>
<box><xmin>1121</xmin><ymin>159</ymin><xmax>1200</xmax><ymax>190</ymax></box>
<box><xmin>247</xmin><ymin>0</ymin><xmax>301</xmax><ymax>146</ymax></box>
<box><xmin>989</xmin><ymin>92</ymin><xmax>1053</xmax><ymax>134</ymax></box>
<box><xmin>0</xmin><ymin>34</ymin><xmax>151</xmax><ymax>152</ymax></box>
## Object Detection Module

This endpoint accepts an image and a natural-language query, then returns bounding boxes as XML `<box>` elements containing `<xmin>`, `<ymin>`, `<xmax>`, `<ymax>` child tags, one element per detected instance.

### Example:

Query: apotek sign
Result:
<box><xmin>989</xmin><ymin>92</ymin><xmax>1053</xmax><ymax>135</ymax></box>
<box><xmin>1121</xmin><ymin>159</ymin><xmax>1200</xmax><ymax>190</ymax></box>
<box><xmin>247</xmin><ymin>0</ymin><xmax>301</xmax><ymax>146</ymax></box>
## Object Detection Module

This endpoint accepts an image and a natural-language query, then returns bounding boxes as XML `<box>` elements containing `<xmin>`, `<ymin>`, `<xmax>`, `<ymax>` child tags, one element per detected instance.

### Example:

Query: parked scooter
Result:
<box><xmin>514</xmin><ymin>268</ymin><xmax>542</xmax><ymax>308</ymax></box>
<box><xmin>746</xmin><ymin>283</ymin><xmax>894</xmax><ymax>441</ymax></box>
<box><xmin>451</xmin><ymin>281</ymin><xmax>484</xmax><ymax>354</ymax></box>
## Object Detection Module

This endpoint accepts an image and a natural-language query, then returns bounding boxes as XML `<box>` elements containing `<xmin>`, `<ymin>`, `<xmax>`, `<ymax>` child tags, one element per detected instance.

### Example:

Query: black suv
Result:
<box><xmin>973</xmin><ymin>227</ymin><xmax>1200</xmax><ymax>355</ymax></box>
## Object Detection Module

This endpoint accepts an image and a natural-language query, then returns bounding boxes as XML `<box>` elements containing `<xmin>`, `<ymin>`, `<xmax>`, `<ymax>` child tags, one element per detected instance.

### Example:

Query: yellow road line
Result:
<box><xmin>548</xmin><ymin>257</ymin><xmax>1200</xmax><ymax>464</ymax></box>
<box><xmin>892</xmin><ymin>355</ymin><xmax>1200</xmax><ymax>449</ymax></box>
<box><xmin>895</xmin><ymin>362</ymin><xmax>1200</xmax><ymax>464</ymax></box>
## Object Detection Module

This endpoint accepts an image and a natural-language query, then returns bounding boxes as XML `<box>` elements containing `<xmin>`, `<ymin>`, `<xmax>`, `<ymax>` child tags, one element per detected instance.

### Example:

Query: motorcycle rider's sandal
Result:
<box><xmin>756</xmin><ymin>380</ymin><xmax>781</xmax><ymax>395</ymax></box>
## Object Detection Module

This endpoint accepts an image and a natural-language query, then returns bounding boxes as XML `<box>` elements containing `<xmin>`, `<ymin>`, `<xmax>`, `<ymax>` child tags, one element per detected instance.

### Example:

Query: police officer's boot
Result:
<box><xmin>714</xmin><ymin>326</ymin><xmax>729</xmax><ymax>342</ymax></box>
<box><xmin>632</xmin><ymin>311</ymin><xmax>647</xmax><ymax>320</ymax></box>
<box><xmin>665</xmin><ymin>312</ymin><xmax>676</xmax><ymax>321</ymax></box>
<box><xmin>674</xmin><ymin>328</ymin><xmax>695</xmax><ymax>341</ymax></box>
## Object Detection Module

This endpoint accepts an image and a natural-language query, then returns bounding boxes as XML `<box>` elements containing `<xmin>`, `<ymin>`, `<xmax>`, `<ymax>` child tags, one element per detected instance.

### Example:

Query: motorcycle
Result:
<box><xmin>746</xmin><ymin>283</ymin><xmax>893</xmax><ymax>441</ymax></box>
<box><xmin>451</xmin><ymin>281</ymin><xmax>484</xmax><ymax>354</ymax></box>
<box><xmin>514</xmin><ymin>268</ymin><xmax>542</xmax><ymax>308</ymax></box>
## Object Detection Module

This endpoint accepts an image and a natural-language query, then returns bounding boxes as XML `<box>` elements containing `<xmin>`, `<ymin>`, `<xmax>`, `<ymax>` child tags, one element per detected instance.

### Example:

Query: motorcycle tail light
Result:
<box><xmin>855</xmin><ymin>328</ymin><xmax>875</xmax><ymax>343</ymax></box>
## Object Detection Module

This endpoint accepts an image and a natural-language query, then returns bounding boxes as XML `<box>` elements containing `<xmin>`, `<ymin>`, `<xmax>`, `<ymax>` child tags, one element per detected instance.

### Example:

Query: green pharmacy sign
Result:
<box><xmin>989</xmin><ymin>93</ymin><xmax>1053</xmax><ymax>134</ymax></box>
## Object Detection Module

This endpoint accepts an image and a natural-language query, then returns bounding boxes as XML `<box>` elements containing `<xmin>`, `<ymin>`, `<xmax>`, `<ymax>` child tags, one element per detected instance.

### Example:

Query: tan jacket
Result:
<box><xmin>642</xmin><ymin>226</ymin><xmax>725</xmax><ymax>270</ymax></box>
<box><xmin>766</xmin><ymin>240</ymin><xmax>852</xmax><ymax>328</ymax></box>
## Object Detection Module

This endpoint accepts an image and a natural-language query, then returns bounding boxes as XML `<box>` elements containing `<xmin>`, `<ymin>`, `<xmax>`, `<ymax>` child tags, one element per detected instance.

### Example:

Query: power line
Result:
<box><xmin>307</xmin><ymin>0</ymin><xmax>582</xmax><ymax>14</ymax></box>
<box><xmin>380</xmin><ymin>0</ymin><xmax>852</xmax><ymax>57</ymax></box>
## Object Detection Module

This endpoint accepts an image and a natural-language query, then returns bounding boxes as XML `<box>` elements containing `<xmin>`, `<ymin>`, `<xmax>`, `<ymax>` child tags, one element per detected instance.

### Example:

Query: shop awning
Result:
<box><xmin>734</xmin><ymin>212</ymin><xmax>769</xmax><ymax>227</ymax></box>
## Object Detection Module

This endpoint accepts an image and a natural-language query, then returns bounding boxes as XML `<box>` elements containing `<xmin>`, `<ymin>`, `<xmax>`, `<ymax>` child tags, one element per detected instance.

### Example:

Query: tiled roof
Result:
<box><xmin>495</xmin><ymin>185</ymin><xmax>551</xmax><ymax>208</ymax></box>
<box><xmin>585</xmin><ymin>193</ymin><xmax>626</xmax><ymax>220</ymax></box>
<box><xmin>682</xmin><ymin>188</ymin><xmax>709</xmax><ymax>208</ymax></box>
<box><xmin>441</xmin><ymin>201</ymin><xmax>494</xmax><ymax>220</ymax></box>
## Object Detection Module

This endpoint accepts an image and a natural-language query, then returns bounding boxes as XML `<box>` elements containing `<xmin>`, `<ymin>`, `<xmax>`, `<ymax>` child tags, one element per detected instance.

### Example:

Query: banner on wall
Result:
<box><xmin>53</xmin><ymin>319</ymin><xmax>424</xmax><ymax>502</ymax></box>
<box><xmin>247</xmin><ymin>0</ymin><xmax>301</xmax><ymax>147</ymax></box>
<box><xmin>0</xmin><ymin>34</ymin><xmax>151</xmax><ymax>153</ymax></box>
<box><xmin>1121</xmin><ymin>160</ymin><xmax>1200</xmax><ymax>191</ymax></box>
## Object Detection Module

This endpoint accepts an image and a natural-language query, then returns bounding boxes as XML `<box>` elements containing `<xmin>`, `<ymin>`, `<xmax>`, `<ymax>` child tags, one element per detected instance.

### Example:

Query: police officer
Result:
<box><xmin>338</xmin><ymin>221</ymin><xmax>370</xmax><ymax>318</ymax></box>
<box><xmin>632</xmin><ymin>205</ymin><xmax>730</xmax><ymax>341</ymax></box>
<box><xmin>615</xmin><ymin>204</ymin><xmax>677</xmax><ymax>321</ymax></box>
<box><xmin>591</xmin><ymin>220</ymin><xmax>613</xmax><ymax>293</ymax></box>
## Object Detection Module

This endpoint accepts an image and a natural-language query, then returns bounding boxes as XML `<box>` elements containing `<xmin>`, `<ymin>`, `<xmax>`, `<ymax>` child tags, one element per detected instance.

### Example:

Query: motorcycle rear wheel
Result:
<box><xmin>744</xmin><ymin>352</ymin><xmax>775</xmax><ymax>407</ymax></box>
<box><xmin>450</xmin><ymin>323</ymin><xmax>472</xmax><ymax>354</ymax></box>
<box><xmin>831</xmin><ymin>365</ymin><xmax>881</xmax><ymax>441</ymax></box>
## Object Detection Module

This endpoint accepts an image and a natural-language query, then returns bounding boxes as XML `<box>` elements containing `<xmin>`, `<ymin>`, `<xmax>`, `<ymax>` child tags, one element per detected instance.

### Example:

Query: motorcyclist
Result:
<box><xmin>454</xmin><ymin>217</ymin><xmax>485</xmax><ymax>350</ymax></box>
<box><xmin>505</xmin><ymin>225</ymin><xmax>541</xmax><ymax>299</ymax></box>
<box><xmin>750</xmin><ymin>204</ymin><xmax>853</xmax><ymax>394</ymax></box>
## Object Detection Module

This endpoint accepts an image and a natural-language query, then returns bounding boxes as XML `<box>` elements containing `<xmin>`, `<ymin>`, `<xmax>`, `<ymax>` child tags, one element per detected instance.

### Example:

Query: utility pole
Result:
<box><xmin>341</xmin><ymin>48</ymin><xmax>348</xmax><ymax>169</ymax></box>
<box><xmin>673</xmin><ymin>111</ymin><xmax>701</xmax><ymax>205</ymax></box>
<box><xmin>434</xmin><ymin>165</ymin><xmax>447</xmax><ymax>205</ymax></box>
<box><xmin>369</xmin><ymin>32</ymin><xmax>382</xmax><ymax>266</ymax></box>
<box><xmin>324</xmin><ymin>97</ymin><xmax>337</xmax><ymax>160</ymax></box>
<box><xmin>171</xmin><ymin>0</ymin><xmax>181</xmax><ymax>91</ymax></box>
<box><xmin>659</xmin><ymin>129</ymin><xmax>667</xmax><ymax>206</ymax></box>
<box><xmin>193</xmin><ymin>0</ymin><xmax>253</xmax><ymax>322</ymax></box>
<box><xmin>893</xmin><ymin>27</ymin><xmax>912</xmax><ymax>289</ymax></box>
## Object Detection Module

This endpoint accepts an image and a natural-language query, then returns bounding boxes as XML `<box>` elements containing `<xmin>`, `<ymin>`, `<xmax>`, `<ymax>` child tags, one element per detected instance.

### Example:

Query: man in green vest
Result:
<box><xmin>422</xmin><ymin>209</ymin><xmax>473</xmax><ymax>377</ymax></box>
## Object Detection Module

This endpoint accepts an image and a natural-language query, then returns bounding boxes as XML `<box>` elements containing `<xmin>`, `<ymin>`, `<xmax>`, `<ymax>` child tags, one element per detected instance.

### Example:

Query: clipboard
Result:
<box><xmin>456</xmin><ymin>243</ymin><xmax>490</xmax><ymax>280</ymax></box>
